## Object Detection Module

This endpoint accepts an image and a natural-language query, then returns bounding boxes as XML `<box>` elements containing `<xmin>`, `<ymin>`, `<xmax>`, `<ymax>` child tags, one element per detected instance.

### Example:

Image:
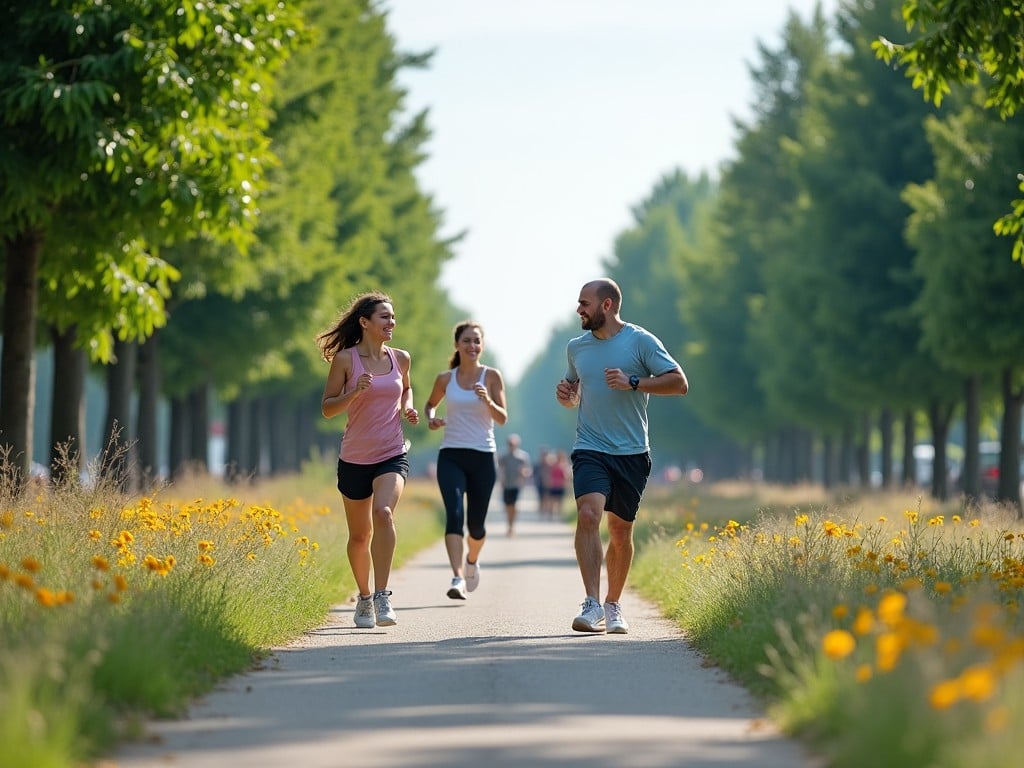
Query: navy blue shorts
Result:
<box><xmin>337</xmin><ymin>453</ymin><xmax>410</xmax><ymax>500</ymax></box>
<box><xmin>570</xmin><ymin>450</ymin><xmax>651</xmax><ymax>522</ymax></box>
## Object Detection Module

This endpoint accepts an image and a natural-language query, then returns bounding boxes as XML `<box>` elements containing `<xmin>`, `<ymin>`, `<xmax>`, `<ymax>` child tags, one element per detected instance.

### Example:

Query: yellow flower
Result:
<box><xmin>198</xmin><ymin>540</ymin><xmax>215</xmax><ymax>552</ymax></box>
<box><xmin>113</xmin><ymin>574</ymin><xmax>128</xmax><ymax>592</ymax></box>
<box><xmin>929</xmin><ymin>679</ymin><xmax>960</xmax><ymax>710</ymax></box>
<box><xmin>934</xmin><ymin>581</ymin><xmax>953</xmax><ymax>595</ymax></box>
<box><xmin>878</xmin><ymin>592</ymin><xmax>907</xmax><ymax>626</ymax></box>
<box><xmin>832</xmin><ymin>604</ymin><xmax>849</xmax><ymax>620</ymax></box>
<box><xmin>92</xmin><ymin>555</ymin><xmax>110</xmax><ymax>571</ymax></box>
<box><xmin>851</xmin><ymin>606</ymin><xmax>876</xmax><ymax>638</ymax></box>
<box><xmin>15</xmin><ymin>573</ymin><xmax>34</xmax><ymax>589</ymax></box>
<box><xmin>20</xmin><ymin>556</ymin><xmax>41</xmax><ymax>573</ymax></box>
<box><xmin>876</xmin><ymin>633</ymin><xmax>903</xmax><ymax>672</ymax></box>
<box><xmin>35</xmin><ymin>587</ymin><xmax>58</xmax><ymax>607</ymax></box>
<box><xmin>197</xmin><ymin>554</ymin><xmax>216</xmax><ymax>567</ymax></box>
<box><xmin>959</xmin><ymin>665</ymin><xmax>997</xmax><ymax>702</ymax></box>
<box><xmin>823</xmin><ymin>629</ymin><xmax>856</xmax><ymax>660</ymax></box>
<box><xmin>855</xmin><ymin>664</ymin><xmax>873</xmax><ymax>683</ymax></box>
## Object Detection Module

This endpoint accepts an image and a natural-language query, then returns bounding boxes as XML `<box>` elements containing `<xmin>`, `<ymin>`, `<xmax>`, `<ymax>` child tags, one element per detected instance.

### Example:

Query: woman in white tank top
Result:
<box><xmin>423</xmin><ymin>321</ymin><xmax>508</xmax><ymax>600</ymax></box>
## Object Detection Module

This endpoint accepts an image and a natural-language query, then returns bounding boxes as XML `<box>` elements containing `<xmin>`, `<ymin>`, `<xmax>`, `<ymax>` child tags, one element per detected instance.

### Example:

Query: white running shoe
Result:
<box><xmin>572</xmin><ymin>596</ymin><xmax>605</xmax><ymax>632</ymax></box>
<box><xmin>373</xmin><ymin>589</ymin><xmax>397</xmax><ymax>626</ymax></box>
<box><xmin>447</xmin><ymin>576</ymin><xmax>467</xmax><ymax>599</ymax></box>
<box><xmin>604</xmin><ymin>601</ymin><xmax>629</xmax><ymax>634</ymax></box>
<box><xmin>353</xmin><ymin>594</ymin><xmax>375</xmax><ymax>628</ymax></box>
<box><xmin>465</xmin><ymin>560</ymin><xmax>481</xmax><ymax>592</ymax></box>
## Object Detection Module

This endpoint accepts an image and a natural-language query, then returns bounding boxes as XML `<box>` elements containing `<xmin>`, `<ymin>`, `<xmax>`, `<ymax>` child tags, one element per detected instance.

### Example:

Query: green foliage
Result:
<box><xmin>874</xmin><ymin>0</ymin><xmax>1024</xmax><ymax>263</ymax></box>
<box><xmin>905</xmin><ymin>95</ymin><xmax>1024</xmax><ymax>373</ymax></box>
<box><xmin>0</xmin><ymin>0</ymin><xmax>305</xmax><ymax>242</ymax></box>
<box><xmin>874</xmin><ymin>1</ymin><xmax>1024</xmax><ymax>117</ymax></box>
<box><xmin>632</xmin><ymin>484</ymin><xmax>1024</xmax><ymax>766</ymax></box>
<box><xmin>0</xmin><ymin>458</ymin><xmax>442</xmax><ymax>765</ymax></box>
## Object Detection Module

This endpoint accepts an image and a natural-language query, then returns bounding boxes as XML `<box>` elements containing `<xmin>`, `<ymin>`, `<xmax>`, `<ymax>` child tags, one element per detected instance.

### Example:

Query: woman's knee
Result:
<box><xmin>372</xmin><ymin>504</ymin><xmax>395</xmax><ymax>526</ymax></box>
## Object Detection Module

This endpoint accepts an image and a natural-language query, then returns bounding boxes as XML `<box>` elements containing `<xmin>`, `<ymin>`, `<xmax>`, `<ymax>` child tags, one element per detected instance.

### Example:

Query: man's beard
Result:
<box><xmin>581</xmin><ymin>307</ymin><xmax>606</xmax><ymax>331</ymax></box>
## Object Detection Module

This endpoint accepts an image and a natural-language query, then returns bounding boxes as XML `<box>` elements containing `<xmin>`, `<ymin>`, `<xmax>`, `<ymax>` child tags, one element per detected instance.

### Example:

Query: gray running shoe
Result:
<box><xmin>572</xmin><ymin>596</ymin><xmax>605</xmax><ymax>632</ymax></box>
<box><xmin>373</xmin><ymin>589</ymin><xmax>397</xmax><ymax>626</ymax></box>
<box><xmin>447</xmin><ymin>576</ymin><xmax>467</xmax><ymax>600</ymax></box>
<box><xmin>353</xmin><ymin>594</ymin><xmax>375</xmax><ymax>628</ymax></box>
<box><xmin>604</xmin><ymin>601</ymin><xmax>629</xmax><ymax>634</ymax></box>
<box><xmin>465</xmin><ymin>560</ymin><xmax>481</xmax><ymax>592</ymax></box>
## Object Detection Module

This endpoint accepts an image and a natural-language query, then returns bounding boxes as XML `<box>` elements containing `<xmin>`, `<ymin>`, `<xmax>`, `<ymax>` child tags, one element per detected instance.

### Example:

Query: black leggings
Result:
<box><xmin>436</xmin><ymin>448</ymin><xmax>496</xmax><ymax>540</ymax></box>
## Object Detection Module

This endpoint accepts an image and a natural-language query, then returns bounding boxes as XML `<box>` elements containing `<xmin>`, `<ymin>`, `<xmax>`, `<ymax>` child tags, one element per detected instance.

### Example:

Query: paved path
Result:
<box><xmin>112</xmin><ymin>497</ymin><xmax>822</xmax><ymax>768</ymax></box>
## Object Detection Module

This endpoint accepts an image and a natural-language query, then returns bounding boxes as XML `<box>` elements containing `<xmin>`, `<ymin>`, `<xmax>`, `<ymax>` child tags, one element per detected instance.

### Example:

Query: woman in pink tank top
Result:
<box><xmin>317</xmin><ymin>292</ymin><xmax>420</xmax><ymax>629</ymax></box>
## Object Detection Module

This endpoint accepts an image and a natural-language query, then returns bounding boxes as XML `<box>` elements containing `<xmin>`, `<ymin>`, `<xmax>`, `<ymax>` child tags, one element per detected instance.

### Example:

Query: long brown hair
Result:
<box><xmin>449</xmin><ymin>320</ymin><xmax>483</xmax><ymax>368</ymax></box>
<box><xmin>316</xmin><ymin>291</ymin><xmax>392</xmax><ymax>362</ymax></box>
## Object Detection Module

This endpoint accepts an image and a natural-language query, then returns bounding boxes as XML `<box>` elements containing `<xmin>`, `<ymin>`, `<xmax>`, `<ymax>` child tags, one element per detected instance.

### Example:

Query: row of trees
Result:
<box><xmin>1</xmin><ymin>1</ymin><xmax>463</xmax><ymax>486</ymax></box>
<box><xmin>511</xmin><ymin>0</ymin><xmax>1023</xmax><ymax>509</ymax></box>
<box><xmin>3</xmin><ymin>0</ymin><xmax>1022</xmax><ymax>507</ymax></box>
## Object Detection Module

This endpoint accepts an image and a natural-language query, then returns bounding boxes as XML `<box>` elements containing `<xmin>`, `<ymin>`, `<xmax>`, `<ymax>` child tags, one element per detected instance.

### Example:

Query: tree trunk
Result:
<box><xmin>901</xmin><ymin>410</ymin><xmax>915</xmax><ymax>487</ymax></box>
<box><xmin>879</xmin><ymin>407</ymin><xmax>893</xmax><ymax>489</ymax></box>
<box><xmin>268</xmin><ymin>392</ymin><xmax>296</xmax><ymax>476</ymax></box>
<box><xmin>962</xmin><ymin>375</ymin><xmax>981</xmax><ymax>500</ymax></box>
<box><xmin>102</xmin><ymin>337</ymin><xmax>137</xmax><ymax>489</ymax></box>
<box><xmin>838</xmin><ymin>423</ymin><xmax>853</xmax><ymax>486</ymax></box>
<box><xmin>1</xmin><ymin>232</ymin><xmax>42</xmax><ymax>479</ymax></box>
<box><xmin>48</xmin><ymin>324</ymin><xmax>85</xmax><ymax>485</ymax></box>
<box><xmin>856</xmin><ymin>412</ymin><xmax>870</xmax><ymax>487</ymax></box>
<box><xmin>169</xmin><ymin>395</ymin><xmax>188</xmax><ymax>480</ymax></box>
<box><xmin>247</xmin><ymin>396</ymin><xmax>264</xmax><ymax>478</ymax></box>
<box><xmin>136</xmin><ymin>334</ymin><xmax>161</xmax><ymax>487</ymax></box>
<box><xmin>295</xmin><ymin>390</ymin><xmax>318</xmax><ymax>471</ymax></box>
<box><xmin>225</xmin><ymin>397</ymin><xmax>249</xmax><ymax>483</ymax></box>
<box><xmin>927</xmin><ymin>398</ymin><xmax>955</xmax><ymax>501</ymax></box>
<box><xmin>998</xmin><ymin>367</ymin><xmax>1023</xmax><ymax>514</ymax></box>
<box><xmin>188</xmin><ymin>383</ymin><xmax>209</xmax><ymax>472</ymax></box>
<box><xmin>822</xmin><ymin>434</ymin><xmax>835</xmax><ymax>489</ymax></box>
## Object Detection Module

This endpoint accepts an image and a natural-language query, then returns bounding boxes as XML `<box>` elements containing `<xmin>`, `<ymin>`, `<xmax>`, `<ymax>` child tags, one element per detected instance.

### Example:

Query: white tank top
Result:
<box><xmin>439</xmin><ymin>367</ymin><xmax>496</xmax><ymax>452</ymax></box>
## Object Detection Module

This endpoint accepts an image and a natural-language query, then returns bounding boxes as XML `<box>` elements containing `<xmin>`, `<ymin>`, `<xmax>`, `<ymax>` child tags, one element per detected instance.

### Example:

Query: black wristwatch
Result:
<box><xmin>629</xmin><ymin>374</ymin><xmax>640</xmax><ymax>391</ymax></box>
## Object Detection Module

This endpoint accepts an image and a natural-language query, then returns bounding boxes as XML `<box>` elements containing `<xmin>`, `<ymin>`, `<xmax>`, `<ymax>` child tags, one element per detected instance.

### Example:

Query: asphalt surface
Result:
<box><xmin>111</xmin><ymin>495</ymin><xmax>822</xmax><ymax>768</ymax></box>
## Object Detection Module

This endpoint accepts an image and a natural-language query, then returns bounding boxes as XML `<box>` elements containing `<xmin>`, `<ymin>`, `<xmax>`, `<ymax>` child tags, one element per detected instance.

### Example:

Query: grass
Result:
<box><xmin>10</xmin><ymin>454</ymin><xmax>1024</xmax><ymax>768</ymax></box>
<box><xmin>0</xmin><ymin>458</ymin><xmax>443</xmax><ymax>767</ymax></box>
<box><xmin>630</xmin><ymin>481</ymin><xmax>1024</xmax><ymax>767</ymax></box>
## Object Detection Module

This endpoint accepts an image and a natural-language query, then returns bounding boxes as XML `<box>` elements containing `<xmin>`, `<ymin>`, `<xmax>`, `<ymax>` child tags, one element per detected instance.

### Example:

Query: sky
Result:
<box><xmin>383</xmin><ymin>0</ymin><xmax>837</xmax><ymax>383</ymax></box>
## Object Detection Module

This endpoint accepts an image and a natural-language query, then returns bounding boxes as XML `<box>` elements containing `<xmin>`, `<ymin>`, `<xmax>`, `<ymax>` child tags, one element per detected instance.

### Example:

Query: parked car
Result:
<box><xmin>978</xmin><ymin>441</ymin><xmax>1001</xmax><ymax>499</ymax></box>
<box><xmin>961</xmin><ymin>441</ymin><xmax>1024</xmax><ymax>500</ymax></box>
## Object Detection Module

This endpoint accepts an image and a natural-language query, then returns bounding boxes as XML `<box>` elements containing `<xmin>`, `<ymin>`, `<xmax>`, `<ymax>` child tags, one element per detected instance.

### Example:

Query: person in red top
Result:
<box><xmin>317</xmin><ymin>292</ymin><xmax>419</xmax><ymax>629</ymax></box>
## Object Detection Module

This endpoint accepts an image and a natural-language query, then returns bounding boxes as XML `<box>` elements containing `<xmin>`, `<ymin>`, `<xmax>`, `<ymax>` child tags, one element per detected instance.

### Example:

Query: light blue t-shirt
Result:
<box><xmin>564</xmin><ymin>323</ymin><xmax>680</xmax><ymax>455</ymax></box>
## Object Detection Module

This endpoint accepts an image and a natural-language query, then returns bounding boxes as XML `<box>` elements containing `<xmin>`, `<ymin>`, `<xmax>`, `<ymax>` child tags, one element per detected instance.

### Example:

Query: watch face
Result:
<box><xmin>629</xmin><ymin>375</ymin><xmax>640</xmax><ymax>390</ymax></box>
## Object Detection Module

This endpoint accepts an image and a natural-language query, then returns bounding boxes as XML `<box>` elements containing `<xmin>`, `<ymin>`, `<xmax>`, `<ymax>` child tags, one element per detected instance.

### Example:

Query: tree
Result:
<box><xmin>904</xmin><ymin>93</ymin><xmax>1024</xmax><ymax>510</ymax></box>
<box><xmin>0</xmin><ymin>0</ymin><xmax>305</xmax><ymax>477</ymax></box>
<box><xmin>796</xmin><ymin>0</ymin><xmax>957</xmax><ymax>494</ymax></box>
<box><xmin>875</xmin><ymin>1</ymin><xmax>1024</xmax><ymax>262</ymax></box>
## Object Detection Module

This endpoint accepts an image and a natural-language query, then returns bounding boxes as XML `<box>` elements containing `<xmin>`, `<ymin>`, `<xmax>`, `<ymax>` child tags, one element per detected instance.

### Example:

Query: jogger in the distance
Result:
<box><xmin>555</xmin><ymin>278</ymin><xmax>688</xmax><ymax>634</ymax></box>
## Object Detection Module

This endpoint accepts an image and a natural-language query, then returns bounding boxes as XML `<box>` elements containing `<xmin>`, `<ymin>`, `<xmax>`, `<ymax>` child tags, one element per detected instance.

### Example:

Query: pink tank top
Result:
<box><xmin>339</xmin><ymin>346</ymin><xmax>406</xmax><ymax>464</ymax></box>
